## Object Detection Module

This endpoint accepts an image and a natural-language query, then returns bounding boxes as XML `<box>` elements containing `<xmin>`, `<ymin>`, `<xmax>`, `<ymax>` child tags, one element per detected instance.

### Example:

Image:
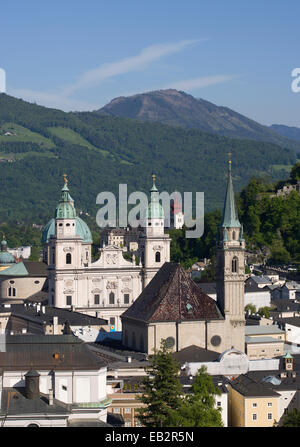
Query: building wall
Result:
<box><xmin>244</xmin><ymin>291</ymin><xmax>271</xmax><ymax>309</ymax></box>
<box><xmin>228</xmin><ymin>385</ymin><xmax>279</xmax><ymax>427</ymax></box>
<box><xmin>123</xmin><ymin>317</ymin><xmax>245</xmax><ymax>355</ymax></box>
<box><xmin>228</xmin><ymin>386</ymin><xmax>245</xmax><ymax>427</ymax></box>
<box><xmin>244</xmin><ymin>396</ymin><xmax>279</xmax><ymax>427</ymax></box>
<box><xmin>0</xmin><ymin>276</ymin><xmax>47</xmax><ymax>301</ymax></box>
<box><xmin>246</xmin><ymin>341</ymin><xmax>284</xmax><ymax>360</ymax></box>
<box><xmin>3</xmin><ymin>367</ymin><xmax>107</xmax><ymax>407</ymax></box>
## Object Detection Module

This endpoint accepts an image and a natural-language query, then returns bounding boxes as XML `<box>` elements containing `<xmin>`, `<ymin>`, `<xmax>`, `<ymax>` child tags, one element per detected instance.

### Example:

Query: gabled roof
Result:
<box><xmin>121</xmin><ymin>262</ymin><xmax>222</xmax><ymax>323</ymax></box>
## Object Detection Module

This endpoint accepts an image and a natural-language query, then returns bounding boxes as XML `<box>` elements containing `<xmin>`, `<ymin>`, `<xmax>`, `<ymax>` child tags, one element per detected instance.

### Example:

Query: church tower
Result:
<box><xmin>140</xmin><ymin>175</ymin><xmax>171</xmax><ymax>287</ymax></box>
<box><xmin>216</xmin><ymin>156</ymin><xmax>245</xmax><ymax>351</ymax></box>
<box><xmin>47</xmin><ymin>175</ymin><xmax>91</xmax><ymax>307</ymax></box>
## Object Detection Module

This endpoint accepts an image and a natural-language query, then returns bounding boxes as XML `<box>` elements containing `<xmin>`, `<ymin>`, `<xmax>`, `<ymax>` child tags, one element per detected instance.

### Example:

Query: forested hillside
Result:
<box><xmin>99</xmin><ymin>89</ymin><xmax>300</xmax><ymax>152</ymax></box>
<box><xmin>0</xmin><ymin>93</ymin><xmax>296</xmax><ymax>225</ymax></box>
<box><xmin>170</xmin><ymin>163</ymin><xmax>300</xmax><ymax>269</ymax></box>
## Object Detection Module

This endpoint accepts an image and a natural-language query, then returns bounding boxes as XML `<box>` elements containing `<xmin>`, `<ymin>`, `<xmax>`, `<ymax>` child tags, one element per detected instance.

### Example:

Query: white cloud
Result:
<box><xmin>63</xmin><ymin>39</ymin><xmax>204</xmax><ymax>95</ymax></box>
<box><xmin>8</xmin><ymin>39</ymin><xmax>211</xmax><ymax>111</ymax></box>
<box><xmin>166</xmin><ymin>75</ymin><xmax>237</xmax><ymax>92</ymax></box>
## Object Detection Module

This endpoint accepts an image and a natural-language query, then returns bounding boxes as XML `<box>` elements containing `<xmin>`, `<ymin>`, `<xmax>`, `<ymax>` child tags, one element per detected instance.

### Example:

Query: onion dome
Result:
<box><xmin>55</xmin><ymin>175</ymin><xmax>76</xmax><ymax>219</ymax></box>
<box><xmin>41</xmin><ymin>175</ymin><xmax>92</xmax><ymax>244</ymax></box>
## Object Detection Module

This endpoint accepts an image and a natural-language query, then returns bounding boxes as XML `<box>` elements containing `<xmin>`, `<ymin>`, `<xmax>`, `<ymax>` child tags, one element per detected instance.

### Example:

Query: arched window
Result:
<box><xmin>232</xmin><ymin>257</ymin><xmax>238</xmax><ymax>273</ymax></box>
<box><xmin>155</xmin><ymin>251</ymin><xmax>161</xmax><ymax>263</ymax></box>
<box><xmin>232</xmin><ymin>231</ymin><xmax>236</xmax><ymax>240</ymax></box>
<box><xmin>8</xmin><ymin>287</ymin><xmax>16</xmax><ymax>297</ymax></box>
<box><xmin>66</xmin><ymin>253</ymin><xmax>72</xmax><ymax>264</ymax></box>
<box><xmin>109</xmin><ymin>292</ymin><xmax>115</xmax><ymax>305</ymax></box>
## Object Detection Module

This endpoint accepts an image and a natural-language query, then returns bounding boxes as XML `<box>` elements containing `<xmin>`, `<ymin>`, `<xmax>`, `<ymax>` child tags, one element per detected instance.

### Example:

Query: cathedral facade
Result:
<box><xmin>42</xmin><ymin>176</ymin><xmax>171</xmax><ymax>330</ymax></box>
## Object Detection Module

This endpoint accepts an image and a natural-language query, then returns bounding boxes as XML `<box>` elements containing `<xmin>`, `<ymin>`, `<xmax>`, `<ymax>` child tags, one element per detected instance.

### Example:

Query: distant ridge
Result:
<box><xmin>0</xmin><ymin>93</ymin><xmax>296</xmax><ymax>223</ymax></box>
<box><xmin>270</xmin><ymin>124</ymin><xmax>300</xmax><ymax>143</ymax></box>
<box><xmin>98</xmin><ymin>89</ymin><xmax>300</xmax><ymax>152</ymax></box>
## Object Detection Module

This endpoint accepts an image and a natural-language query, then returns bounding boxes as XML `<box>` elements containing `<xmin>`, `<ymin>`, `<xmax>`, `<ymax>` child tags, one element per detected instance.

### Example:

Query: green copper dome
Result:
<box><xmin>146</xmin><ymin>177</ymin><xmax>164</xmax><ymax>219</ymax></box>
<box><xmin>42</xmin><ymin>216</ymin><xmax>93</xmax><ymax>244</ymax></box>
<box><xmin>0</xmin><ymin>239</ymin><xmax>16</xmax><ymax>265</ymax></box>
<box><xmin>42</xmin><ymin>177</ymin><xmax>93</xmax><ymax>244</ymax></box>
<box><xmin>55</xmin><ymin>183</ymin><xmax>76</xmax><ymax>219</ymax></box>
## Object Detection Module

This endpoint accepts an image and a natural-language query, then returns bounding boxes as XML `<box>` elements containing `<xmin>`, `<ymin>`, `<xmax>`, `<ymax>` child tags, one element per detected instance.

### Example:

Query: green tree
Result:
<box><xmin>258</xmin><ymin>306</ymin><xmax>272</xmax><ymax>318</ymax></box>
<box><xmin>136</xmin><ymin>340</ymin><xmax>183</xmax><ymax>427</ymax></box>
<box><xmin>282</xmin><ymin>409</ymin><xmax>300</xmax><ymax>427</ymax></box>
<box><xmin>177</xmin><ymin>366</ymin><xmax>223</xmax><ymax>427</ymax></box>
<box><xmin>245</xmin><ymin>304</ymin><xmax>256</xmax><ymax>314</ymax></box>
<box><xmin>290</xmin><ymin>162</ymin><xmax>300</xmax><ymax>182</ymax></box>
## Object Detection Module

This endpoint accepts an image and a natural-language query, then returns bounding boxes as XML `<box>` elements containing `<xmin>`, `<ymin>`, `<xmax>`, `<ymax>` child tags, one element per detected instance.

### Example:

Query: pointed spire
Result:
<box><xmin>55</xmin><ymin>175</ymin><xmax>76</xmax><ymax>219</ymax></box>
<box><xmin>150</xmin><ymin>173</ymin><xmax>158</xmax><ymax>192</ymax></box>
<box><xmin>221</xmin><ymin>154</ymin><xmax>241</xmax><ymax>228</ymax></box>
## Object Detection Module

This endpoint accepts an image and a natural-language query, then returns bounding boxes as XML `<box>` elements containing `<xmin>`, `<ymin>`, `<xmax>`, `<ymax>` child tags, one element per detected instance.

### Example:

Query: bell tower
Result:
<box><xmin>216</xmin><ymin>155</ymin><xmax>245</xmax><ymax>351</ymax></box>
<box><xmin>140</xmin><ymin>175</ymin><xmax>171</xmax><ymax>287</ymax></box>
<box><xmin>48</xmin><ymin>175</ymin><xmax>83</xmax><ymax>308</ymax></box>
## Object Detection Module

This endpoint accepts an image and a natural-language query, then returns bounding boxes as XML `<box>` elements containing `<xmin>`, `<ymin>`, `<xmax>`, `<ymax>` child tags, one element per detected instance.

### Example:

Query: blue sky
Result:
<box><xmin>1</xmin><ymin>0</ymin><xmax>300</xmax><ymax>125</ymax></box>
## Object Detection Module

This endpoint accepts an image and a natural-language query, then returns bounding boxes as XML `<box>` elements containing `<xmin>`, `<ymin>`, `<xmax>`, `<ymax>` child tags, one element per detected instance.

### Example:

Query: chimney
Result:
<box><xmin>25</xmin><ymin>370</ymin><xmax>40</xmax><ymax>400</ymax></box>
<box><xmin>49</xmin><ymin>388</ymin><xmax>54</xmax><ymax>406</ymax></box>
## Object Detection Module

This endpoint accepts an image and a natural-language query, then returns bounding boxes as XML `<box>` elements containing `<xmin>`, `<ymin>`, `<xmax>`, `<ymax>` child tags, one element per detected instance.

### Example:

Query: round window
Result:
<box><xmin>165</xmin><ymin>337</ymin><xmax>175</xmax><ymax>348</ymax></box>
<box><xmin>9</xmin><ymin>280</ymin><xmax>15</xmax><ymax>284</ymax></box>
<box><xmin>211</xmin><ymin>335</ymin><xmax>221</xmax><ymax>347</ymax></box>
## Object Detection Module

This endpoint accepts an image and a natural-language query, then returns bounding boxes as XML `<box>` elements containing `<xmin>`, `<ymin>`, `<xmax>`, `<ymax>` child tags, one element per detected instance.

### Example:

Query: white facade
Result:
<box><xmin>244</xmin><ymin>289</ymin><xmax>271</xmax><ymax>309</ymax></box>
<box><xmin>8</xmin><ymin>246</ymin><xmax>31</xmax><ymax>259</ymax></box>
<box><xmin>44</xmin><ymin>180</ymin><xmax>171</xmax><ymax>329</ymax></box>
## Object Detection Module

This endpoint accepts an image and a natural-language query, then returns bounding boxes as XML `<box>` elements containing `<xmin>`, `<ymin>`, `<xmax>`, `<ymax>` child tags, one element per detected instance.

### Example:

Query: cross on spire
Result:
<box><xmin>228</xmin><ymin>152</ymin><xmax>232</xmax><ymax>170</ymax></box>
<box><xmin>63</xmin><ymin>173</ymin><xmax>68</xmax><ymax>185</ymax></box>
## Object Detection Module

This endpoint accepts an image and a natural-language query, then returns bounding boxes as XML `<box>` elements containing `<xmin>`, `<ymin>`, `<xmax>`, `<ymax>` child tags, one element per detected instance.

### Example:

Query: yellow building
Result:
<box><xmin>228</xmin><ymin>374</ymin><xmax>280</xmax><ymax>427</ymax></box>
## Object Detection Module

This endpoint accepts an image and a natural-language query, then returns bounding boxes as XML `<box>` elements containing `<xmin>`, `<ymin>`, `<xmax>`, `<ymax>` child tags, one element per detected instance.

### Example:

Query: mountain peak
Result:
<box><xmin>98</xmin><ymin>90</ymin><xmax>300</xmax><ymax>152</ymax></box>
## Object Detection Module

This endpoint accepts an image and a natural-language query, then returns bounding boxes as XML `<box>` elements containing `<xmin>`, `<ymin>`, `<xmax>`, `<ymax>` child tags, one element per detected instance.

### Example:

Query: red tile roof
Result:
<box><xmin>122</xmin><ymin>262</ymin><xmax>222</xmax><ymax>323</ymax></box>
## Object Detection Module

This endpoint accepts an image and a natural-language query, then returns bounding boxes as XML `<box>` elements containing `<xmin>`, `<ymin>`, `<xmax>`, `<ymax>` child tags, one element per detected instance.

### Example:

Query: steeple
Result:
<box><xmin>55</xmin><ymin>174</ymin><xmax>76</xmax><ymax>219</ymax></box>
<box><xmin>146</xmin><ymin>174</ymin><xmax>164</xmax><ymax>220</ymax></box>
<box><xmin>221</xmin><ymin>154</ymin><xmax>241</xmax><ymax>229</ymax></box>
